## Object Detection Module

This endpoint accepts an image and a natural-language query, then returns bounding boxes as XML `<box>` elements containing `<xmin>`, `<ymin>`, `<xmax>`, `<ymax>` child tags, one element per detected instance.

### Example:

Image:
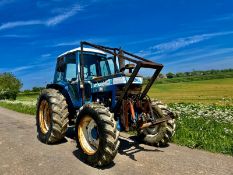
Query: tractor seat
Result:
<box><xmin>120</xmin><ymin>64</ymin><xmax>135</xmax><ymax>73</ymax></box>
<box><xmin>120</xmin><ymin>64</ymin><xmax>142</xmax><ymax>77</ymax></box>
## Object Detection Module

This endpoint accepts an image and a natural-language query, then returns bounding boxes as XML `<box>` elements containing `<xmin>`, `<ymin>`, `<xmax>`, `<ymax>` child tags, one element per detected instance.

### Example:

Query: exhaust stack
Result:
<box><xmin>118</xmin><ymin>50</ymin><xmax>125</xmax><ymax>72</ymax></box>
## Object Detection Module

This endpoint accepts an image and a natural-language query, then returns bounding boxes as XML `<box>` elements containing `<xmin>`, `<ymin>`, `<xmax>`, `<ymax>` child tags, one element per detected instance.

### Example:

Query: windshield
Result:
<box><xmin>82</xmin><ymin>53</ymin><xmax>115</xmax><ymax>79</ymax></box>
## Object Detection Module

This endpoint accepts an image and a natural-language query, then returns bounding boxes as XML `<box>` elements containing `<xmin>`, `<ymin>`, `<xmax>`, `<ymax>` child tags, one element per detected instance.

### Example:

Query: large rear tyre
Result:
<box><xmin>76</xmin><ymin>103</ymin><xmax>119</xmax><ymax>167</ymax></box>
<box><xmin>137</xmin><ymin>100</ymin><xmax>176</xmax><ymax>146</ymax></box>
<box><xmin>36</xmin><ymin>89</ymin><xmax>69</xmax><ymax>144</ymax></box>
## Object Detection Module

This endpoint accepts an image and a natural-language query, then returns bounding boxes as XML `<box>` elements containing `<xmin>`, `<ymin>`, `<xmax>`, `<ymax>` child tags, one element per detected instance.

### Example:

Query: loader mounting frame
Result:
<box><xmin>80</xmin><ymin>41</ymin><xmax>164</xmax><ymax>113</ymax></box>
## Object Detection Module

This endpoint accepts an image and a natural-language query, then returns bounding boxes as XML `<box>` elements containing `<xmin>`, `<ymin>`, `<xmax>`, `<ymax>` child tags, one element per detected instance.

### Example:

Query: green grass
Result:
<box><xmin>173</xmin><ymin>116</ymin><xmax>233</xmax><ymax>155</ymax></box>
<box><xmin>156</xmin><ymin>71</ymin><xmax>233</xmax><ymax>84</ymax></box>
<box><xmin>17</xmin><ymin>92</ymin><xmax>39</xmax><ymax>101</ymax></box>
<box><xmin>0</xmin><ymin>102</ymin><xmax>36</xmax><ymax>115</ymax></box>
<box><xmin>170</xmin><ymin>103</ymin><xmax>233</xmax><ymax>155</ymax></box>
<box><xmin>148</xmin><ymin>78</ymin><xmax>233</xmax><ymax>105</ymax></box>
<box><xmin>0</xmin><ymin>78</ymin><xmax>232</xmax><ymax>155</ymax></box>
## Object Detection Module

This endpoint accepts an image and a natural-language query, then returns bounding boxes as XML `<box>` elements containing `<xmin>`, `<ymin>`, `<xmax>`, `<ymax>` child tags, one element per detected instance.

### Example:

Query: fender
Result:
<box><xmin>46</xmin><ymin>83</ymin><xmax>76</xmax><ymax>119</ymax></box>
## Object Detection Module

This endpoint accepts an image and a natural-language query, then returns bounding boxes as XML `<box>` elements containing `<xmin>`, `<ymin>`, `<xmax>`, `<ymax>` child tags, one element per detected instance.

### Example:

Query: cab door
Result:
<box><xmin>64</xmin><ymin>53</ymin><xmax>81</xmax><ymax>107</ymax></box>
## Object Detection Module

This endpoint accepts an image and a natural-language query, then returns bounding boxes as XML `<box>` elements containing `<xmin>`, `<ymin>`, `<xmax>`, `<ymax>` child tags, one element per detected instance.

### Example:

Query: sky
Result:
<box><xmin>0</xmin><ymin>0</ymin><xmax>233</xmax><ymax>89</ymax></box>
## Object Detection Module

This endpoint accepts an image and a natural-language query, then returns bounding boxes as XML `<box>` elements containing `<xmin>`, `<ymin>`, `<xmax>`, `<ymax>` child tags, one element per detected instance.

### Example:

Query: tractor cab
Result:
<box><xmin>53</xmin><ymin>46</ymin><xmax>143</xmax><ymax>109</ymax></box>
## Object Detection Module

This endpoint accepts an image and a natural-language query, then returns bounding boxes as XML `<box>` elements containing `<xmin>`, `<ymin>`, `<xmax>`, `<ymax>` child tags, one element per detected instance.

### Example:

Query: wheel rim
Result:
<box><xmin>78</xmin><ymin>116</ymin><xmax>99</xmax><ymax>155</ymax></box>
<box><xmin>39</xmin><ymin>100</ymin><xmax>51</xmax><ymax>134</ymax></box>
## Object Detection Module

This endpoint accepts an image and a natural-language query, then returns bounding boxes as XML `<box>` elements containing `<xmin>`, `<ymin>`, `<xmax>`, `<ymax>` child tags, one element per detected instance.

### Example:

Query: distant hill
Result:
<box><xmin>145</xmin><ymin>69</ymin><xmax>233</xmax><ymax>84</ymax></box>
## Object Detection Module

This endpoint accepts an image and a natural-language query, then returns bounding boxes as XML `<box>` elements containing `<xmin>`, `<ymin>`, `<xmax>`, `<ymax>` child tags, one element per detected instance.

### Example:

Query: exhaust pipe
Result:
<box><xmin>118</xmin><ymin>49</ymin><xmax>125</xmax><ymax>72</ymax></box>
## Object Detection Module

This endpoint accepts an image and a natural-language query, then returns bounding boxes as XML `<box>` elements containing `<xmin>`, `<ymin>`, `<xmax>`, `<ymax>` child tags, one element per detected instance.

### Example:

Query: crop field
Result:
<box><xmin>0</xmin><ymin>78</ymin><xmax>233</xmax><ymax>155</ymax></box>
<box><xmin>148</xmin><ymin>78</ymin><xmax>233</xmax><ymax>106</ymax></box>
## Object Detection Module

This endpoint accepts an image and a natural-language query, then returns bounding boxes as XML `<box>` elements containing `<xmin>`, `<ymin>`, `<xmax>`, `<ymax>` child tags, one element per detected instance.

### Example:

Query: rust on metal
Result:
<box><xmin>122</xmin><ymin>100</ymin><xmax>129</xmax><ymax>131</ymax></box>
<box><xmin>80</xmin><ymin>41</ymin><xmax>163</xmax><ymax>113</ymax></box>
<box><xmin>129</xmin><ymin>101</ymin><xmax>135</xmax><ymax>120</ymax></box>
<box><xmin>139</xmin><ymin>116</ymin><xmax>172</xmax><ymax>129</ymax></box>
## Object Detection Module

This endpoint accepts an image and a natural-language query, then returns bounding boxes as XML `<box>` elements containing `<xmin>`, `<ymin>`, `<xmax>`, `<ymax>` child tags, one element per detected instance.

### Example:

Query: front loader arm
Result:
<box><xmin>80</xmin><ymin>41</ymin><xmax>163</xmax><ymax>112</ymax></box>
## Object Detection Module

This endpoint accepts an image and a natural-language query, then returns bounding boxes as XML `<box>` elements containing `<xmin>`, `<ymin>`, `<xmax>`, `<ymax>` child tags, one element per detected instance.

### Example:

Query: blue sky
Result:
<box><xmin>0</xmin><ymin>0</ymin><xmax>233</xmax><ymax>89</ymax></box>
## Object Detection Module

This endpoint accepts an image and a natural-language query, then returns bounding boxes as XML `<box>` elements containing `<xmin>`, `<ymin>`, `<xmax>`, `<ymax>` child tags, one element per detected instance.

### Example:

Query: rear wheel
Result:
<box><xmin>76</xmin><ymin>103</ymin><xmax>119</xmax><ymax>167</ymax></box>
<box><xmin>137</xmin><ymin>100</ymin><xmax>176</xmax><ymax>146</ymax></box>
<box><xmin>36</xmin><ymin>89</ymin><xmax>69</xmax><ymax>144</ymax></box>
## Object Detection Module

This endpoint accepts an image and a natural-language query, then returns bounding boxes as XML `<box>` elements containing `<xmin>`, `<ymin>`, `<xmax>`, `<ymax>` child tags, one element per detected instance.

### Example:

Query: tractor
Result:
<box><xmin>36</xmin><ymin>41</ymin><xmax>176</xmax><ymax>167</ymax></box>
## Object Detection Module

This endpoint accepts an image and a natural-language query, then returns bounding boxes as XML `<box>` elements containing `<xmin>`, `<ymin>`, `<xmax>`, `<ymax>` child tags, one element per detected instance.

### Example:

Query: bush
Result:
<box><xmin>0</xmin><ymin>73</ymin><xmax>22</xmax><ymax>100</ymax></box>
<box><xmin>166</xmin><ymin>72</ymin><xmax>175</xmax><ymax>78</ymax></box>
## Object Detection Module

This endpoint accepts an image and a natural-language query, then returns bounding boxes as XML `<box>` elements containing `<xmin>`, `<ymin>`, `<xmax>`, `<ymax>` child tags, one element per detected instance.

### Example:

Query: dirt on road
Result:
<box><xmin>0</xmin><ymin>107</ymin><xmax>232</xmax><ymax>175</ymax></box>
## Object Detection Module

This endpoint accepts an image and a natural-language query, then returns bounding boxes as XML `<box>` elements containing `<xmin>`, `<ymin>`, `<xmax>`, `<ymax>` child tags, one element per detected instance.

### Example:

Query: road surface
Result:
<box><xmin>0</xmin><ymin>107</ymin><xmax>232</xmax><ymax>175</ymax></box>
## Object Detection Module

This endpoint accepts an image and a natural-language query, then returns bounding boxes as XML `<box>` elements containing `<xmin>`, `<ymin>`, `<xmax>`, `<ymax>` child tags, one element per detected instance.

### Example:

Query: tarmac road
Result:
<box><xmin>0</xmin><ymin>107</ymin><xmax>232</xmax><ymax>175</ymax></box>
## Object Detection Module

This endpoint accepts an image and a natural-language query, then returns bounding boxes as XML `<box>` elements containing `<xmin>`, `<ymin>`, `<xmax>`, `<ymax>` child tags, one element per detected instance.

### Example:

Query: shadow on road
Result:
<box><xmin>72</xmin><ymin>149</ymin><xmax>116</xmax><ymax>169</ymax></box>
<box><xmin>36</xmin><ymin>135</ymin><xmax>68</xmax><ymax>145</ymax></box>
<box><xmin>118</xmin><ymin>136</ymin><xmax>164</xmax><ymax>161</ymax></box>
<box><xmin>66</xmin><ymin>126</ymin><xmax>76</xmax><ymax>140</ymax></box>
<box><xmin>65</xmin><ymin>126</ymin><xmax>163</xmax><ymax>169</ymax></box>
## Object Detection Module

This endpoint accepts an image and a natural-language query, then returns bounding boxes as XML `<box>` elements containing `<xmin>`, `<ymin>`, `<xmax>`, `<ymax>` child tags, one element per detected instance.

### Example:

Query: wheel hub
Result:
<box><xmin>87</xmin><ymin>119</ymin><xmax>99</xmax><ymax>148</ymax></box>
<box><xmin>78</xmin><ymin>116</ymin><xmax>99</xmax><ymax>155</ymax></box>
<box><xmin>39</xmin><ymin>100</ymin><xmax>51</xmax><ymax>134</ymax></box>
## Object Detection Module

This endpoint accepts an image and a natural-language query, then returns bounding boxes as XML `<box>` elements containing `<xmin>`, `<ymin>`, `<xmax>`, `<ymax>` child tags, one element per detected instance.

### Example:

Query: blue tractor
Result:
<box><xmin>36</xmin><ymin>41</ymin><xmax>176</xmax><ymax>167</ymax></box>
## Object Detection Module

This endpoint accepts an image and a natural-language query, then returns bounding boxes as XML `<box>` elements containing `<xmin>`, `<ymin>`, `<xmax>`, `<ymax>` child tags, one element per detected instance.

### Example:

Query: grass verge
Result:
<box><xmin>0</xmin><ymin>102</ymin><xmax>36</xmax><ymax>115</ymax></box>
<box><xmin>172</xmin><ymin>112</ymin><xmax>233</xmax><ymax>155</ymax></box>
<box><xmin>170</xmin><ymin>103</ymin><xmax>233</xmax><ymax>155</ymax></box>
<box><xmin>0</xmin><ymin>100</ymin><xmax>232</xmax><ymax>156</ymax></box>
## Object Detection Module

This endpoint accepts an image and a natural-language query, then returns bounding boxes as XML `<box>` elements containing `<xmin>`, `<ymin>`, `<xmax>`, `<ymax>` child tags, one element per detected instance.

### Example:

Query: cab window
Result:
<box><xmin>66</xmin><ymin>63</ymin><xmax>76</xmax><ymax>81</ymax></box>
<box><xmin>100</xmin><ymin>60</ymin><xmax>109</xmax><ymax>76</ymax></box>
<box><xmin>65</xmin><ymin>54</ymin><xmax>77</xmax><ymax>81</ymax></box>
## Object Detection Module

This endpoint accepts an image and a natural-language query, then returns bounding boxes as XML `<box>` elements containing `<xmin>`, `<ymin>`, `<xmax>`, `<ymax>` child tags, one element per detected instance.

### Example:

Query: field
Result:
<box><xmin>149</xmin><ymin>78</ymin><xmax>233</xmax><ymax>105</ymax></box>
<box><xmin>0</xmin><ymin>78</ymin><xmax>233</xmax><ymax>155</ymax></box>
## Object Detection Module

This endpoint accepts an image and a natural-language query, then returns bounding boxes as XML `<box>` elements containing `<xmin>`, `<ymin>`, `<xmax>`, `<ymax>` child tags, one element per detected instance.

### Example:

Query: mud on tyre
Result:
<box><xmin>75</xmin><ymin>103</ymin><xmax>119</xmax><ymax>167</ymax></box>
<box><xmin>36</xmin><ymin>89</ymin><xmax>69</xmax><ymax>144</ymax></box>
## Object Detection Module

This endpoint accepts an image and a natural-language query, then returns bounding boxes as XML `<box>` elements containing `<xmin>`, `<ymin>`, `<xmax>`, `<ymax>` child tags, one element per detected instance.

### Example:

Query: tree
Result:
<box><xmin>0</xmin><ymin>72</ymin><xmax>22</xmax><ymax>100</ymax></box>
<box><xmin>176</xmin><ymin>72</ymin><xmax>184</xmax><ymax>77</ymax></box>
<box><xmin>32</xmin><ymin>87</ymin><xmax>44</xmax><ymax>92</ymax></box>
<box><xmin>166</xmin><ymin>72</ymin><xmax>175</xmax><ymax>78</ymax></box>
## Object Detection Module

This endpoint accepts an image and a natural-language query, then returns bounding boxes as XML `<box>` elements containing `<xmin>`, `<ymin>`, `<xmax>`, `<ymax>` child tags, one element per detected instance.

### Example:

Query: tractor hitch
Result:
<box><xmin>139</xmin><ymin>116</ymin><xmax>172</xmax><ymax>129</ymax></box>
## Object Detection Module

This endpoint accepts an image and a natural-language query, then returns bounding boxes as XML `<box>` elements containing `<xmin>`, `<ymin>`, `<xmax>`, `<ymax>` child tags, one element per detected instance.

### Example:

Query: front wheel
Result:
<box><xmin>137</xmin><ymin>100</ymin><xmax>176</xmax><ymax>146</ymax></box>
<box><xmin>36</xmin><ymin>89</ymin><xmax>69</xmax><ymax>144</ymax></box>
<box><xmin>75</xmin><ymin>103</ymin><xmax>119</xmax><ymax>167</ymax></box>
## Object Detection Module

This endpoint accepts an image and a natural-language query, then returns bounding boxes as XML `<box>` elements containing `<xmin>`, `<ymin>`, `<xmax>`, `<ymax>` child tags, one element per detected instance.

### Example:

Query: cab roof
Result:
<box><xmin>58</xmin><ymin>47</ymin><xmax>106</xmax><ymax>58</ymax></box>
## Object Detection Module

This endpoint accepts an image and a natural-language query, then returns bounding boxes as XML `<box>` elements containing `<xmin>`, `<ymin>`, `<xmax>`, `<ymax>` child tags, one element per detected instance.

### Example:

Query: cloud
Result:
<box><xmin>2</xmin><ymin>62</ymin><xmax>54</xmax><ymax>74</ymax></box>
<box><xmin>10</xmin><ymin>65</ymin><xmax>36</xmax><ymax>73</ymax></box>
<box><xmin>168</xmin><ymin>55</ymin><xmax>233</xmax><ymax>73</ymax></box>
<box><xmin>46</xmin><ymin>4</ymin><xmax>83</xmax><ymax>26</ymax></box>
<box><xmin>137</xmin><ymin>31</ymin><xmax>233</xmax><ymax>58</ymax></box>
<box><xmin>165</xmin><ymin>47</ymin><xmax>233</xmax><ymax>66</ymax></box>
<box><xmin>41</xmin><ymin>54</ymin><xmax>51</xmax><ymax>58</ymax></box>
<box><xmin>214</xmin><ymin>13</ymin><xmax>233</xmax><ymax>21</ymax></box>
<box><xmin>0</xmin><ymin>0</ymin><xmax>15</xmax><ymax>7</ymax></box>
<box><xmin>51</xmin><ymin>37</ymin><xmax>108</xmax><ymax>47</ymax></box>
<box><xmin>0</xmin><ymin>20</ymin><xmax>42</xmax><ymax>30</ymax></box>
<box><xmin>151</xmin><ymin>31</ymin><xmax>233</xmax><ymax>53</ymax></box>
<box><xmin>53</xmin><ymin>40</ymin><xmax>80</xmax><ymax>47</ymax></box>
<box><xmin>151</xmin><ymin>35</ymin><xmax>208</xmax><ymax>52</ymax></box>
<box><xmin>0</xmin><ymin>34</ymin><xmax>32</xmax><ymax>38</ymax></box>
<box><xmin>0</xmin><ymin>4</ymin><xmax>83</xmax><ymax>30</ymax></box>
